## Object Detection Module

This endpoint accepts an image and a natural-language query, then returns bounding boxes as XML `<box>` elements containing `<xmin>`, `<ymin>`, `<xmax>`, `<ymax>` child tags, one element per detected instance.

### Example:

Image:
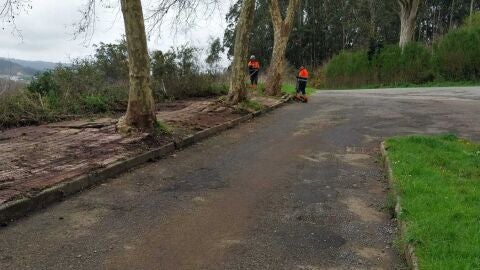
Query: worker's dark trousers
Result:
<box><xmin>297</xmin><ymin>80</ymin><xmax>307</xmax><ymax>95</ymax></box>
<box><xmin>249</xmin><ymin>69</ymin><xmax>259</xmax><ymax>85</ymax></box>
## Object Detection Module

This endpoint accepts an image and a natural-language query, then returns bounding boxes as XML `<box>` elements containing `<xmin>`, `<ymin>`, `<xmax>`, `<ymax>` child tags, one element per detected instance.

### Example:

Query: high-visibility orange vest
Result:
<box><xmin>298</xmin><ymin>68</ymin><xmax>309</xmax><ymax>79</ymax></box>
<box><xmin>248</xmin><ymin>60</ymin><xmax>260</xmax><ymax>69</ymax></box>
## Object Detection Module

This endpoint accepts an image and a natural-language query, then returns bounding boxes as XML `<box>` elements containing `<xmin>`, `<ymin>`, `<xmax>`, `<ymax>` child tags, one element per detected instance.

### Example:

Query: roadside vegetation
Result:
<box><xmin>323</xmin><ymin>13</ymin><xmax>480</xmax><ymax>89</ymax></box>
<box><xmin>0</xmin><ymin>41</ymin><xmax>228</xmax><ymax>129</ymax></box>
<box><xmin>386</xmin><ymin>134</ymin><xmax>480</xmax><ymax>269</ymax></box>
<box><xmin>281</xmin><ymin>84</ymin><xmax>317</xmax><ymax>95</ymax></box>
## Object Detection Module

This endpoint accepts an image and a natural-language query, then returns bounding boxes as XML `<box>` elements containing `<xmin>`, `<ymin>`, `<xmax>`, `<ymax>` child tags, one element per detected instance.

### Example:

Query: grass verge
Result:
<box><xmin>385</xmin><ymin>134</ymin><xmax>480</xmax><ymax>269</ymax></box>
<box><xmin>321</xmin><ymin>80</ymin><xmax>479</xmax><ymax>90</ymax></box>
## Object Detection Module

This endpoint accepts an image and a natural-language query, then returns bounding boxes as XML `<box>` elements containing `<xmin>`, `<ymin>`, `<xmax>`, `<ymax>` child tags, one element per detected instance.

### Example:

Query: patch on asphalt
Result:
<box><xmin>283</xmin><ymin>203</ymin><xmax>333</xmax><ymax>224</ymax></box>
<box><xmin>298</xmin><ymin>151</ymin><xmax>331</xmax><ymax>163</ymax></box>
<box><xmin>335</xmin><ymin>153</ymin><xmax>371</xmax><ymax>167</ymax></box>
<box><xmin>342</xmin><ymin>197</ymin><xmax>383</xmax><ymax>223</ymax></box>
<box><xmin>217</xmin><ymin>239</ymin><xmax>243</xmax><ymax>248</ymax></box>
<box><xmin>160</xmin><ymin>168</ymin><xmax>228</xmax><ymax>192</ymax></box>
<box><xmin>355</xmin><ymin>246</ymin><xmax>384</xmax><ymax>260</ymax></box>
<box><xmin>293</xmin><ymin>112</ymin><xmax>346</xmax><ymax>136</ymax></box>
<box><xmin>61</xmin><ymin>207</ymin><xmax>109</xmax><ymax>238</ymax></box>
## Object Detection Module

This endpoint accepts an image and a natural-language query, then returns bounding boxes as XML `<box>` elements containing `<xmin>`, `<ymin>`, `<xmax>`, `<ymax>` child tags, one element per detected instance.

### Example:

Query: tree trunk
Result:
<box><xmin>398</xmin><ymin>0</ymin><xmax>420</xmax><ymax>47</ymax></box>
<box><xmin>226</xmin><ymin>0</ymin><xmax>256</xmax><ymax>105</ymax></box>
<box><xmin>117</xmin><ymin>0</ymin><xmax>157</xmax><ymax>133</ymax></box>
<box><xmin>265</xmin><ymin>0</ymin><xmax>300</xmax><ymax>96</ymax></box>
<box><xmin>471</xmin><ymin>0</ymin><xmax>475</xmax><ymax>24</ymax></box>
<box><xmin>449</xmin><ymin>0</ymin><xmax>456</xmax><ymax>30</ymax></box>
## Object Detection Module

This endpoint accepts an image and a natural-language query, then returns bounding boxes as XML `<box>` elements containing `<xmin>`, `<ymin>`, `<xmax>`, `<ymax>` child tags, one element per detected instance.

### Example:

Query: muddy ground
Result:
<box><xmin>0</xmin><ymin>96</ymin><xmax>278</xmax><ymax>205</ymax></box>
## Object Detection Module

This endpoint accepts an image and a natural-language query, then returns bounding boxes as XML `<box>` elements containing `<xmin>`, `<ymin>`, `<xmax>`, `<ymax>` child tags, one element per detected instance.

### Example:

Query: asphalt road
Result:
<box><xmin>1</xmin><ymin>87</ymin><xmax>479</xmax><ymax>270</ymax></box>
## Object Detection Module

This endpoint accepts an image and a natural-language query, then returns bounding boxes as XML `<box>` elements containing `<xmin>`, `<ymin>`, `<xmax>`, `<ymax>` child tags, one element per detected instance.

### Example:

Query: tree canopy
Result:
<box><xmin>224</xmin><ymin>0</ymin><xmax>479</xmax><ymax>68</ymax></box>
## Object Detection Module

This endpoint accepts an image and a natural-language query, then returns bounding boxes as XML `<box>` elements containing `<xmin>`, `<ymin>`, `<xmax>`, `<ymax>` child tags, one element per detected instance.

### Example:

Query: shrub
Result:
<box><xmin>1</xmin><ymin>41</ymin><xmax>229</xmax><ymax>128</ymax></box>
<box><xmin>151</xmin><ymin>45</ymin><xmax>228</xmax><ymax>99</ymax></box>
<box><xmin>373</xmin><ymin>43</ymin><xmax>433</xmax><ymax>85</ymax></box>
<box><xmin>434</xmin><ymin>13</ymin><xmax>480</xmax><ymax>81</ymax></box>
<box><xmin>27</xmin><ymin>71</ymin><xmax>59</xmax><ymax>96</ymax></box>
<box><xmin>324</xmin><ymin>50</ymin><xmax>372</xmax><ymax>88</ymax></box>
<box><xmin>324</xmin><ymin>42</ymin><xmax>434</xmax><ymax>88</ymax></box>
<box><xmin>83</xmin><ymin>95</ymin><xmax>108</xmax><ymax>113</ymax></box>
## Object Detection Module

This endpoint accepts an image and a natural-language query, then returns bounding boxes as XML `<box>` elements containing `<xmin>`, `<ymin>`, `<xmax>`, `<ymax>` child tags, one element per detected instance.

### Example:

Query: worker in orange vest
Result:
<box><xmin>248</xmin><ymin>55</ymin><xmax>260</xmax><ymax>88</ymax></box>
<box><xmin>295</xmin><ymin>66</ymin><xmax>309</xmax><ymax>103</ymax></box>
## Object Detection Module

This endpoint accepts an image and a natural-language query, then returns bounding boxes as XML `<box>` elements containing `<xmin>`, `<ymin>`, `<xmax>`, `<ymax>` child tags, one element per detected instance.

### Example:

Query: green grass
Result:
<box><xmin>154</xmin><ymin>121</ymin><xmax>172</xmax><ymax>135</ymax></box>
<box><xmin>322</xmin><ymin>80</ymin><xmax>480</xmax><ymax>90</ymax></box>
<box><xmin>281</xmin><ymin>84</ymin><xmax>317</xmax><ymax>95</ymax></box>
<box><xmin>386</xmin><ymin>135</ymin><xmax>480</xmax><ymax>269</ymax></box>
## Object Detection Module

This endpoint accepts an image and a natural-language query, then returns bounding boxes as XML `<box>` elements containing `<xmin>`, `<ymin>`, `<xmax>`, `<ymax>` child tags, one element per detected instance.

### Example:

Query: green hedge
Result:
<box><xmin>324</xmin><ymin>13</ymin><xmax>480</xmax><ymax>89</ymax></box>
<box><xmin>325</xmin><ymin>43</ymin><xmax>434</xmax><ymax>89</ymax></box>
<box><xmin>325</xmin><ymin>50</ymin><xmax>372</xmax><ymax>88</ymax></box>
<box><xmin>434</xmin><ymin>13</ymin><xmax>480</xmax><ymax>81</ymax></box>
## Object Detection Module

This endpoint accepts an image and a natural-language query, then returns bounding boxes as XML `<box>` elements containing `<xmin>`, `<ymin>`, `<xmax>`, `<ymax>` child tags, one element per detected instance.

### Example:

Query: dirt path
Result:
<box><xmin>1</xmin><ymin>87</ymin><xmax>479</xmax><ymax>269</ymax></box>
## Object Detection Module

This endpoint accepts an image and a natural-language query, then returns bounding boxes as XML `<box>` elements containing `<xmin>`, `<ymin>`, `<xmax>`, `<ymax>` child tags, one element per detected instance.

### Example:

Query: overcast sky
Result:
<box><xmin>0</xmin><ymin>0</ymin><xmax>231</xmax><ymax>63</ymax></box>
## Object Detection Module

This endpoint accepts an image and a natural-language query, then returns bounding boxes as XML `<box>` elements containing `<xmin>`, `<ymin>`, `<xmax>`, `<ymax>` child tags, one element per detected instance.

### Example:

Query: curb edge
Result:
<box><xmin>380</xmin><ymin>141</ymin><xmax>420</xmax><ymax>270</ymax></box>
<box><xmin>0</xmin><ymin>99</ymin><xmax>288</xmax><ymax>224</ymax></box>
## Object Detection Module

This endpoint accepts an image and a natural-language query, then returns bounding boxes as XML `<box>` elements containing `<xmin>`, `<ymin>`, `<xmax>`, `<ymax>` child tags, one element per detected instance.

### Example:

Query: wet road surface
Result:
<box><xmin>1</xmin><ymin>87</ymin><xmax>479</xmax><ymax>269</ymax></box>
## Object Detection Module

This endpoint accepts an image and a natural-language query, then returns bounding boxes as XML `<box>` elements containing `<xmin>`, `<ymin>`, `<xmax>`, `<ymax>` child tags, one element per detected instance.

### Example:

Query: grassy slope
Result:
<box><xmin>386</xmin><ymin>135</ymin><xmax>480</xmax><ymax>269</ymax></box>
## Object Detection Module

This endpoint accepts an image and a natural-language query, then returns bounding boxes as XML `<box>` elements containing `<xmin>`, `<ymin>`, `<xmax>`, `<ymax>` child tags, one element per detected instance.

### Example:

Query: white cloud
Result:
<box><xmin>0</xmin><ymin>0</ymin><xmax>230</xmax><ymax>64</ymax></box>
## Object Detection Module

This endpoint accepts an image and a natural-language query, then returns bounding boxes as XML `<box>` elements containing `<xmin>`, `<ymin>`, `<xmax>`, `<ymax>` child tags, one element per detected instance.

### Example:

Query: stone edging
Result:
<box><xmin>0</xmin><ymin>99</ymin><xmax>289</xmax><ymax>224</ymax></box>
<box><xmin>380</xmin><ymin>141</ymin><xmax>420</xmax><ymax>270</ymax></box>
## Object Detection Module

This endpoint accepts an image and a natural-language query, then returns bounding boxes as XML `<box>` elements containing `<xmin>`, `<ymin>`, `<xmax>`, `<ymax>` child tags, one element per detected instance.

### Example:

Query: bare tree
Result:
<box><xmin>398</xmin><ymin>0</ymin><xmax>421</xmax><ymax>47</ymax></box>
<box><xmin>264</xmin><ymin>0</ymin><xmax>300</xmax><ymax>96</ymax></box>
<box><xmin>1</xmin><ymin>0</ymin><xmax>158</xmax><ymax>132</ymax></box>
<box><xmin>0</xmin><ymin>0</ymin><xmax>31</xmax><ymax>36</ymax></box>
<box><xmin>146</xmin><ymin>0</ymin><xmax>220</xmax><ymax>35</ymax></box>
<box><xmin>226</xmin><ymin>0</ymin><xmax>256</xmax><ymax>105</ymax></box>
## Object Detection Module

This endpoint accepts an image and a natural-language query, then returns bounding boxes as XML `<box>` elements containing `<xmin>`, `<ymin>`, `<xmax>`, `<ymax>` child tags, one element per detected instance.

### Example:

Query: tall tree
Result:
<box><xmin>470</xmin><ymin>0</ymin><xmax>475</xmax><ymax>24</ymax></box>
<box><xmin>265</xmin><ymin>0</ymin><xmax>300</xmax><ymax>96</ymax></box>
<box><xmin>226</xmin><ymin>0</ymin><xmax>256</xmax><ymax>105</ymax></box>
<box><xmin>398</xmin><ymin>0</ymin><xmax>421</xmax><ymax>47</ymax></box>
<box><xmin>1</xmin><ymin>0</ymin><xmax>157</xmax><ymax>132</ymax></box>
<box><xmin>116</xmin><ymin>0</ymin><xmax>157</xmax><ymax>133</ymax></box>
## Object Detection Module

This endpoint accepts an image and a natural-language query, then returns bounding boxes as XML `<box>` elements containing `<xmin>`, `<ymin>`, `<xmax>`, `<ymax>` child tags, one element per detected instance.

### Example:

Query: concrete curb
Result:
<box><xmin>380</xmin><ymin>142</ymin><xmax>420</xmax><ymax>270</ymax></box>
<box><xmin>0</xmin><ymin>99</ymin><xmax>288</xmax><ymax>224</ymax></box>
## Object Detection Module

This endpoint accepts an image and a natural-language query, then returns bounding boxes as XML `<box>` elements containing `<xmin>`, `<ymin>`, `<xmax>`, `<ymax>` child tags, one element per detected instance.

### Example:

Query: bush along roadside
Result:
<box><xmin>0</xmin><ymin>41</ymin><xmax>229</xmax><ymax>130</ymax></box>
<box><xmin>323</xmin><ymin>13</ymin><xmax>480</xmax><ymax>89</ymax></box>
<box><xmin>383</xmin><ymin>135</ymin><xmax>480</xmax><ymax>270</ymax></box>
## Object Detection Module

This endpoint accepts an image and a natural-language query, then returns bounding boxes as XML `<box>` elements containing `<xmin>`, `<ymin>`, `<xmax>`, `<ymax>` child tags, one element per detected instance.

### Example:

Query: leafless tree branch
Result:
<box><xmin>145</xmin><ymin>0</ymin><xmax>222</xmax><ymax>37</ymax></box>
<box><xmin>0</xmin><ymin>0</ymin><xmax>32</xmax><ymax>37</ymax></box>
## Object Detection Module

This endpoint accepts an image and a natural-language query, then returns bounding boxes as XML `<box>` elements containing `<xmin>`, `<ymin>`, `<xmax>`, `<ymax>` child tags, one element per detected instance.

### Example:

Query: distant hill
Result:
<box><xmin>2</xmin><ymin>58</ymin><xmax>60</xmax><ymax>72</ymax></box>
<box><xmin>0</xmin><ymin>59</ymin><xmax>39</xmax><ymax>76</ymax></box>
